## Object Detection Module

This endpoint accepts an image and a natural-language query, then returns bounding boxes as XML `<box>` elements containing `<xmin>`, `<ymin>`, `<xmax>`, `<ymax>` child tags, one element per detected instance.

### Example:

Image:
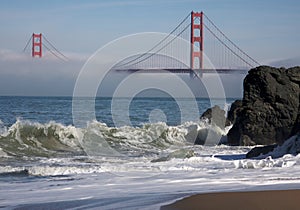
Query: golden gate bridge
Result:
<box><xmin>23</xmin><ymin>11</ymin><xmax>260</xmax><ymax>75</ymax></box>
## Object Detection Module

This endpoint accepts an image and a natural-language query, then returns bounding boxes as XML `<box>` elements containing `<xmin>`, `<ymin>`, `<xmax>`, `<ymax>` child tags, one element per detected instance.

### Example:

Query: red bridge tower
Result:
<box><xmin>32</xmin><ymin>33</ymin><xmax>42</xmax><ymax>57</ymax></box>
<box><xmin>190</xmin><ymin>11</ymin><xmax>204</xmax><ymax>69</ymax></box>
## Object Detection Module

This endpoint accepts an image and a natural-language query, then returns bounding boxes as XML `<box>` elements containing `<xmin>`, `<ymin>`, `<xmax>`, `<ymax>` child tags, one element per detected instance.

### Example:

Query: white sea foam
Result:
<box><xmin>1</xmin><ymin>119</ymin><xmax>300</xmax><ymax>209</ymax></box>
<box><xmin>2</xmin><ymin>150</ymin><xmax>300</xmax><ymax>209</ymax></box>
<box><xmin>262</xmin><ymin>134</ymin><xmax>300</xmax><ymax>158</ymax></box>
<box><xmin>234</xmin><ymin>155</ymin><xmax>298</xmax><ymax>169</ymax></box>
<box><xmin>0</xmin><ymin>119</ymin><xmax>231</xmax><ymax>159</ymax></box>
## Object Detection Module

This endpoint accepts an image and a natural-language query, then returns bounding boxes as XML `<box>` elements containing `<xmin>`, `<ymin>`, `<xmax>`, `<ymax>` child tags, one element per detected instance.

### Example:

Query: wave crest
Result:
<box><xmin>0</xmin><ymin>120</ymin><xmax>83</xmax><ymax>157</ymax></box>
<box><xmin>0</xmin><ymin>119</ymin><xmax>229</xmax><ymax>158</ymax></box>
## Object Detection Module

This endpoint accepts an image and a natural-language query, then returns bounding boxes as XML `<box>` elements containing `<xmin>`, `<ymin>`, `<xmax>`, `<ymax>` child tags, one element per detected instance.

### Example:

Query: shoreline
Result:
<box><xmin>161</xmin><ymin>189</ymin><xmax>300</xmax><ymax>210</ymax></box>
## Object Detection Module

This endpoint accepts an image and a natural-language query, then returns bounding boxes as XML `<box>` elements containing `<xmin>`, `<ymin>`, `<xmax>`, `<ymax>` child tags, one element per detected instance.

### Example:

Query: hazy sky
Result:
<box><xmin>0</xmin><ymin>0</ymin><xmax>299</xmax><ymax>96</ymax></box>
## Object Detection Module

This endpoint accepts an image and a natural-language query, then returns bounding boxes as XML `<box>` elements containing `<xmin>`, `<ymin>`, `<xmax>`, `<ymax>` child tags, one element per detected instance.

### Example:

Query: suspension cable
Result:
<box><xmin>115</xmin><ymin>13</ymin><xmax>191</xmax><ymax>68</ymax></box>
<box><xmin>42</xmin><ymin>43</ymin><xmax>67</xmax><ymax>61</ymax></box>
<box><xmin>125</xmin><ymin>23</ymin><xmax>191</xmax><ymax>67</ymax></box>
<box><xmin>204</xmin><ymin>13</ymin><xmax>260</xmax><ymax>66</ymax></box>
<box><xmin>204</xmin><ymin>24</ymin><xmax>253</xmax><ymax>68</ymax></box>
<box><xmin>23</xmin><ymin>34</ymin><xmax>33</xmax><ymax>52</ymax></box>
<box><xmin>43</xmin><ymin>35</ymin><xmax>69</xmax><ymax>61</ymax></box>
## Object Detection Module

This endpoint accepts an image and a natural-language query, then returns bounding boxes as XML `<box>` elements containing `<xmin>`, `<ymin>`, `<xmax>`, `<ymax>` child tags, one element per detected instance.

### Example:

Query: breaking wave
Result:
<box><xmin>0</xmin><ymin>119</ymin><xmax>229</xmax><ymax>159</ymax></box>
<box><xmin>0</xmin><ymin>120</ymin><xmax>83</xmax><ymax>157</ymax></box>
<box><xmin>2</xmin><ymin>119</ymin><xmax>300</xmax><ymax>176</ymax></box>
<box><xmin>234</xmin><ymin>134</ymin><xmax>300</xmax><ymax>169</ymax></box>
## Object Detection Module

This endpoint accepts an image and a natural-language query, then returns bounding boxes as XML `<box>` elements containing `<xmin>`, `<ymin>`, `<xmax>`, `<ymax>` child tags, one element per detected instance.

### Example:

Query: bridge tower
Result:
<box><xmin>32</xmin><ymin>33</ymin><xmax>42</xmax><ymax>57</ymax></box>
<box><xmin>190</xmin><ymin>11</ymin><xmax>203</xmax><ymax>70</ymax></box>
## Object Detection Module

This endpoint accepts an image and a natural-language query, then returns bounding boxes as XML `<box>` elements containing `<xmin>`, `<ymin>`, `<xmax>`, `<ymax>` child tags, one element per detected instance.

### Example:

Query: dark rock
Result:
<box><xmin>194</xmin><ymin>105</ymin><xmax>231</xmax><ymax>145</ymax></box>
<box><xmin>200</xmin><ymin>105</ymin><xmax>230</xmax><ymax>129</ymax></box>
<box><xmin>194</xmin><ymin>128</ymin><xmax>223</xmax><ymax>146</ymax></box>
<box><xmin>184</xmin><ymin>124</ymin><xmax>198</xmax><ymax>144</ymax></box>
<box><xmin>241</xmin><ymin>135</ymin><xmax>256</xmax><ymax>146</ymax></box>
<box><xmin>227</xmin><ymin>66</ymin><xmax>300</xmax><ymax>146</ymax></box>
<box><xmin>246</xmin><ymin>144</ymin><xmax>278</xmax><ymax>158</ymax></box>
<box><xmin>194</xmin><ymin>128</ymin><xmax>208</xmax><ymax>145</ymax></box>
<box><xmin>227</xmin><ymin>100</ymin><xmax>242</xmax><ymax>124</ymax></box>
<box><xmin>185</xmin><ymin>125</ymin><xmax>225</xmax><ymax>146</ymax></box>
<box><xmin>246</xmin><ymin>133</ymin><xmax>300</xmax><ymax>159</ymax></box>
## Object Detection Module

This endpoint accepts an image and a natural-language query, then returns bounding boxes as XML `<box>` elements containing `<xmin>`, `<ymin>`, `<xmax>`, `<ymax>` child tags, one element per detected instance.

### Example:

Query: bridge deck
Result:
<box><xmin>114</xmin><ymin>69</ymin><xmax>248</xmax><ymax>74</ymax></box>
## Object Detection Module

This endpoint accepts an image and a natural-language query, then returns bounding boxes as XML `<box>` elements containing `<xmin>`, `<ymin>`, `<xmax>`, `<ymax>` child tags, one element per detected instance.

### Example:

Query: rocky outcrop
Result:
<box><xmin>189</xmin><ymin>105</ymin><xmax>229</xmax><ymax>145</ymax></box>
<box><xmin>227</xmin><ymin>66</ymin><xmax>300</xmax><ymax>146</ymax></box>
<box><xmin>185</xmin><ymin>105</ymin><xmax>228</xmax><ymax>146</ymax></box>
<box><xmin>227</xmin><ymin>100</ymin><xmax>242</xmax><ymax>124</ymax></box>
<box><xmin>200</xmin><ymin>105</ymin><xmax>230</xmax><ymax>129</ymax></box>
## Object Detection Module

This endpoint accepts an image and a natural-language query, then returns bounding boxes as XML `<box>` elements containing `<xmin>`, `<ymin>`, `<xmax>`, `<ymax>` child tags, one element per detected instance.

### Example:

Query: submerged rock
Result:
<box><xmin>227</xmin><ymin>66</ymin><xmax>300</xmax><ymax>146</ymax></box>
<box><xmin>246</xmin><ymin>144</ymin><xmax>278</xmax><ymax>158</ymax></box>
<box><xmin>247</xmin><ymin>133</ymin><xmax>300</xmax><ymax>159</ymax></box>
<box><xmin>151</xmin><ymin>149</ymin><xmax>194</xmax><ymax>162</ymax></box>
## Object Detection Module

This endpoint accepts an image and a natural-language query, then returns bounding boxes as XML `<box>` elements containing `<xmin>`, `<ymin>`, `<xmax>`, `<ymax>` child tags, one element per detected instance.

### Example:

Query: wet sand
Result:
<box><xmin>161</xmin><ymin>189</ymin><xmax>300</xmax><ymax>210</ymax></box>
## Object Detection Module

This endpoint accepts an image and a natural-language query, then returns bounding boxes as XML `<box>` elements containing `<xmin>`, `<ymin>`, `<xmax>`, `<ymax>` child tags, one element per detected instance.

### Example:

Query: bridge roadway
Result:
<box><xmin>114</xmin><ymin>68</ymin><xmax>248</xmax><ymax>74</ymax></box>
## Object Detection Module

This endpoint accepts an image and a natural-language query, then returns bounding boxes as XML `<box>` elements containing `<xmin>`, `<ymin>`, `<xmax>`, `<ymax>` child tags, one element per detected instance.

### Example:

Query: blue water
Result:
<box><xmin>0</xmin><ymin>96</ymin><xmax>238</xmax><ymax>128</ymax></box>
<box><xmin>6</xmin><ymin>96</ymin><xmax>295</xmax><ymax>210</ymax></box>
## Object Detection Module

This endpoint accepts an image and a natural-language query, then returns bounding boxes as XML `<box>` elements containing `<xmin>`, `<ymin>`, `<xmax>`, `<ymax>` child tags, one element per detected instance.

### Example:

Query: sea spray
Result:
<box><xmin>0</xmin><ymin>119</ymin><xmax>84</xmax><ymax>157</ymax></box>
<box><xmin>0</xmin><ymin>119</ymin><xmax>229</xmax><ymax>159</ymax></box>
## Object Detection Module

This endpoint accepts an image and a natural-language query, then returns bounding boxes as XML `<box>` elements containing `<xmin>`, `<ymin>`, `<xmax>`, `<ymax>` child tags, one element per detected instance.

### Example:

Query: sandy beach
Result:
<box><xmin>161</xmin><ymin>189</ymin><xmax>300</xmax><ymax>210</ymax></box>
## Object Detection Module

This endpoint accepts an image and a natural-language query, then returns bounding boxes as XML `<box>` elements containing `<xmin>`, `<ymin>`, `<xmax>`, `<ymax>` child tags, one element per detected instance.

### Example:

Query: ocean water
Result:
<box><xmin>1</xmin><ymin>96</ymin><xmax>300</xmax><ymax>209</ymax></box>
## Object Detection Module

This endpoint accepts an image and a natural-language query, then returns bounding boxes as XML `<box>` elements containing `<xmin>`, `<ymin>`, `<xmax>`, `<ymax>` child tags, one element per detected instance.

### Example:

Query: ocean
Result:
<box><xmin>1</xmin><ymin>96</ymin><xmax>300</xmax><ymax>209</ymax></box>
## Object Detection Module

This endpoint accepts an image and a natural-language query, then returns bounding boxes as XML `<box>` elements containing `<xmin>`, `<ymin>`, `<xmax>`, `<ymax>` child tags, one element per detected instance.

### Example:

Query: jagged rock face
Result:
<box><xmin>200</xmin><ymin>105</ymin><xmax>230</xmax><ymax>129</ymax></box>
<box><xmin>227</xmin><ymin>66</ymin><xmax>300</xmax><ymax>146</ymax></box>
<box><xmin>227</xmin><ymin>100</ymin><xmax>242</xmax><ymax>124</ymax></box>
<box><xmin>190</xmin><ymin>105</ymin><xmax>229</xmax><ymax>146</ymax></box>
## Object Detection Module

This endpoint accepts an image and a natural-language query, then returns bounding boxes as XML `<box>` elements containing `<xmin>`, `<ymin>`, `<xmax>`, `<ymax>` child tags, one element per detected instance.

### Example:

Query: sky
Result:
<box><xmin>0</xmin><ymin>0</ymin><xmax>299</xmax><ymax>96</ymax></box>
